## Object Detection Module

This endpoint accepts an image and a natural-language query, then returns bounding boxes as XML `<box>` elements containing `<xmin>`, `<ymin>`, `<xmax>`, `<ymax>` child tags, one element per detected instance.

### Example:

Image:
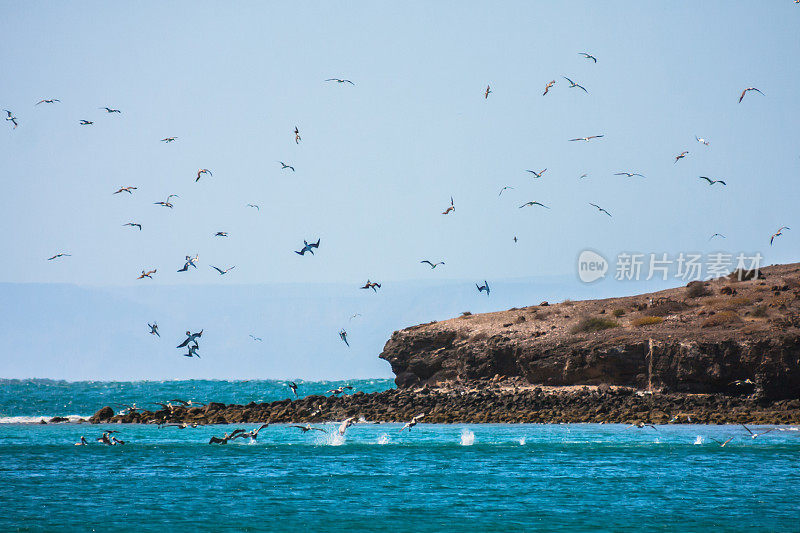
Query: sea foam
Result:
<box><xmin>460</xmin><ymin>428</ymin><xmax>475</xmax><ymax>446</ymax></box>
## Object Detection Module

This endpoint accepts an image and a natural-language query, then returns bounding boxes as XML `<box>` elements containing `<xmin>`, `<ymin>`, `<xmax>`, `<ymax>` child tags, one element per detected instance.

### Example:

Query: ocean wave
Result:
<box><xmin>0</xmin><ymin>414</ymin><xmax>89</xmax><ymax>424</ymax></box>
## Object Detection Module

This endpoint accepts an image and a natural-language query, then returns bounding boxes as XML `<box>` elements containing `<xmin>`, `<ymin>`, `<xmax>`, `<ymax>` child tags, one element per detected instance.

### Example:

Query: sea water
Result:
<box><xmin>1</xmin><ymin>380</ymin><xmax>798</xmax><ymax>531</ymax></box>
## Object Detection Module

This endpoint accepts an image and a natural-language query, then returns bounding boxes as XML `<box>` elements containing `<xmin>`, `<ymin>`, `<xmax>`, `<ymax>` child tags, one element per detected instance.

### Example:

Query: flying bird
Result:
<box><xmin>291</xmin><ymin>424</ymin><xmax>326</xmax><ymax>433</ymax></box>
<box><xmin>177</xmin><ymin>330</ymin><xmax>203</xmax><ymax>348</ymax></box>
<box><xmin>183</xmin><ymin>344</ymin><xmax>200</xmax><ymax>358</ymax></box>
<box><xmin>770</xmin><ymin>226</ymin><xmax>790</xmax><ymax>246</ymax></box>
<box><xmin>137</xmin><ymin>269</ymin><xmax>157</xmax><ymax>279</ymax></box>
<box><xmin>279</xmin><ymin>161</ymin><xmax>295</xmax><ymax>171</ymax></box>
<box><xmin>420</xmin><ymin>260</ymin><xmax>445</xmax><ymax>269</ymax></box>
<box><xmin>210</xmin><ymin>265</ymin><xmax>235</xmax><ymax>275</ymax></box>
<box><xmin>325</xmin><ymin>78</ymin><xmax>354</xmax><ymax>85</ymax></box>
<box><xmin>113</xmin><ymin>186</ymin><xmax>137</xmax><ymax>194</ymax></box>
<box><xmin>741</xmin><ymin>423</ymin><xmax>775</xmax><ymax>439</ymax></box>
<box><xmin>327</xmin><ymin>385</ymin><xmax>353</xmax><ymax>395</ymax></box>
<box><xmin>442</xmin><ymin>197</ymin><xmax>455</xmax><ymax>214</ymax></box>
<box><xmin>338</xmin><ymin>417</ymin><xmax>356</xmax><ymax>436</ymax></box>
<box><xmin>674</xmin><ymin>151</ymin><xmax>689</xmax><ymax>163</ymax></box>
<box><xmin>100</xmin><ymin>107</ymin><xmax>121</xmax><ymax>113</ymax></box>
<box><xmin>627</xmin><ymin>422</ymin><xmax>657</xmax><ymax>430</ymax></box>
<box><xmin>563</xmin><ymin>76</ymin><xmax>588</xmax><ymax>93</ymax></box>
<box><xmin>578</xmin><ymin>173</ymin><xmax>588</xmax><ymax>179</ymax></box>
<box><xmin>498</xmin><ymin>186</ymin><xmax>514</xmax><ymax>196</ymax></box>
<box><xmin>79</xmin><ymin>120</ymin><xmax>93</xmax><ymax>125</ymax></box>
<box><xmin>294</xmin><ymin>126</ymin><xmax>301</xmax><ymax>144</ymax></box>
<box><xmin>177</xmin><ymin>254</ymin><xmax>198</xmax><ymax>272</ymax></box>
<box><xmin>569</xmin><ymin>135</ymin><xmax>603</xmax><ymax>142</ymax></box>
<box><xmin>214</xmin><ymin>231</ymin><xmax>228</xmax><ymax>237</ymax></box>
<box><xmin>161</xmin><ymin>137</ymin><xmax>177</xmax><ymax>143</ymax></box>
<box><xmin>360</xmin><ymin>280</ymin><xmax>381</xmax><ymax>292</ymax></box>
<box><xmin>579</xmin><ymin>52</ymin><xmax>597</xmax><ymax>63</ymax></box>
<box><xmin>589</xmin><ymin>203</ymin><xmax>612</xmax><ymax>217</ymax></box>
<box><xmin>400</xmin><ymin>413</ymin><xmax>426</xmax><ymax>432</ymax></box>
<box><xmin>4</xmin><ymin>110</ymin><xmax>18</xmax><ymax>128</ymax></box>
<box><xmin>208</xmin><ymin>429</ymin><xmax>245</xmax><ymax>444</ymax></box>
<box><xmin>148</xmin><ymin>323</ymin><xmax>160</xmax><ymax>337</ymax></box>
<box><xmin>123</xmin><ymin>222</ymin><xmax>142</xmax><ymax>230</ymax></box>
<box><xmin>615</xmin><ymin>172</ymin><xmax>646</xmax><ymax>178</ymax></box>
<box><xmin>476</xmin><ymin>281</ymin><xmax>490</xmax><ymax>296</ymax></box>
<box><xmin>484</xmin><ymin>85</ymin><xmax>492</xmax><ymax>99</ymax></box>
<box><xmin>709</xmin><ymin>233</ymin><xmax>726</xmax><ymax>240</ymax></box>
<box><xmin>695</xmin><ymin>136</ymin><xmax>710</xmax><ymax>146</ymax></box>
<box><xmin>339</xmin><ymin>329</ymin><xmax>349</xmax><ymax>347</ymax></box>
<box><xmin>233</xmin><ymin>424</ymin><xmax>270</xmax><ymax>441</ymax></box>
<box><xmin>154</xmin><ymin>194</ymin><xmax>179</xmax><ymax>208</ymax></box>
<box><xmin>249</xmin><ymin>335</ymin><xmax>262</xmax><ymax>342</ymax></box>
<box><xmin>288</xmin><ymin>381</ymin><xmax>298</xmax><ymax>396</ymax></box>
<box><xmin>519</xmin><ymin>201</ymin><xmax>549</xmax><ymax>209</ymax></box>
<box><xmin>295</xmin><ymin>238</ymin><xmax>320</xmax><ymax>255</ymax></box>
<box><xmin>196</xmin><ymin>169</ymin><xmax>212</xmax><ymax>182</ymax></box>
<box><xmin>698</xmin><ymin>176</ymin><xmax>726</xmax><ymax>186</ymax></box>
<box><xmin>709</xmin><ymin>437</ymin><xmax>734</xmax><ymax>447</ymax></box>
<box><xmin>543</xmin><ymin>80</ymin><xmax>556</xmax><ymax>95</ymax></box>
<box><xmin>47</xmin><ymin>253</ymin><xmax>71</xmax><ymax>261</ymax></box>
<box><xmin>246</xmin><ymin>204</ymin><xmax>259</xmax><ymax>211</ymax></box>
<box><xmin>525</xmin><ymin>169</ymin><xmax>547</xmax><ymax>178</ymax></box>
<box><xmin>738</xmin><ymin>87</ymin><xmax>763</xmax><ymax>103</ymax></box>
<box><xmin>36</xmin><ymin>99</ymin><xmax>60</xmax><ymax>105</ymax></box>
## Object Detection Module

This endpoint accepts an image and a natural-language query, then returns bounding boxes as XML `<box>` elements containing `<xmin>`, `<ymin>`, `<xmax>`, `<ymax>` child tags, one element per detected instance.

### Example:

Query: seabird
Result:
<box><xmin>569</xmin><ymin>135</ymin><xmax>603</xmax><ymax>142</ymax></box>
<box><xmin>74</xmin><ymin>436</ymin><xmax>88</xmax><ymax>446</ymax></box>
<box><xmin>246</xmin><ymin>204</ymin><xmax>260</xmax><ymax>211</ymax></box>
<box><xmin>159</xmin><ymin>422</ymin><xmax>198</xmax><ymax>429</ymax></box>
<box><xmin>442</xmin><ymin>197</ymin><xmax>455</xmax><ymax>214</ymax></box>
<box><xmin>519</xmin><ymin>201</ymin><xmax>549</xmax><ymax>209</ymax></box>
<box><xmin>698</xmin><ymin>176</ymin><xmax>726</xmax><ymax>186</ymax></box>
<box><xmin>339</xmin><ymin>329</ymin><xmax>349</xmax><ymax>347</ymax></box>
<box><xmin>476</xmin><ymin>281</ymin><xmax>490</xmax><ymax>296</ymax></box>
<box><xmin>400</xmin><ymin>413</ymin><xmax>426</xmax><ymax>432</ymax></box>
<box><xmin>338</xmin><ymin>417</ymin><xmax>356</xmax><ymax>436</ymax></box>
<box><xmin>138</xmin><ymin>269</ymin><xmax>157</xmax><ymax>279</ymax></box>
<box><xmin>674</xmin><ymin>151</ymin><xmax>689</xmax><ymax>163</ymax></box>
<box><xmin>234</xmin><ymin>423</ymin><xmax>270</xmax><ymax>441</ymax></box>
<box><xmin>420</xmin><ymin>260</ymin><xmax>445</xmax><ymax>269</ymax></box>
<box><xmin>279</xmin><ymin>161</ymin><xmax>295</xmax><ymax>171</ymax></box>
<box><xmin>615</xmin><ymin>172</ymin><xmax>646</xmax><ymax>178</ymax></box>
<box><xmin>525</xmin><ymin>169</ymin><xmax>547</xmax><ymax>178</ymax></box>
<box><xmin>177</xmin><ymin>254</ymin><xmax>198</xmax><ymax>272</ymax></box>
<box><xmin>148</xmin><ymin>323</ymin><xmax>160</xmax><ymax>337</ymax></box>
<box><xmin>36</xmin><ymin>99</ymin><xmax>60</xmax><ymax>105</ymax></box>
<box><xmin>738</xmin><ymin>87</ymin><xmax>764</xmax><ymax>103</ymax></box>
<box><xmin>709</xmin><ymin>436</ymin><xmax>734</xmax><ymax>447</ymax></box>
<box><xmin>100</xmin><ymin>107</ymin><xmax>121</xmax><ymax>113</ymax></box>
<box><xmin>79</xmin><ymin>120</ymin><xmax>93</xmax><ymax>125</ymax></box>
<box><xmin>589</xmin><ymin>203</ymin><xmax>612</xmax><ymax>217</ymax></box>
<box><xmin>214</xmin><ymin>231</ymin><xmax>228</xmax><ymax>237</ymax></box>
<box><xmin>291</xmin><ymin>424</ymin><xmax>326</xmax><ymax>433</ymax></box>
<box><xmin>249</xmin><ymin>335</ymin><xmax>263</xmax><ymax>342</ymax></box>
<box><xmin>183</xmin><ymin>343</ymin><xmax>200</xmax><ymax>358</ymax></box>
<box><xmin>627</xmin><ymin>422</ymin><xmax>657</xmax><ymax>430</ymax></box>
<box><xmin>484</xmin><ymin>85</ymin><xmax>492</xmax><ymax>99</ymax></box>
<box><xmin>543</xmin><ymin>80</ymin><xmax>556</xmax><ymax>96</ymax></box>
<box><xmin>349</xmin><ymin>313</ymin><xmax>362</xmax><ymax>321</ymax></box>
<box><xmin>123</xmin><ymin>222</ymin><xmax>142</xmax><ymax>230</ymax></box>
<box><xmin>563</xmin><ymin>76</ymin><xmax>588</xmax><ymax>93</ymax></box>
<box><xmin>209</xmin><ymin>429</ymin><xmax>245</xmax><ymax>444</ymax></box>
<box><xmin>579</xmin><ymin>52</ymin><xmax>597</xmax><ymax>63</ymax></box>
<box><xmin>154</xmin><ymin>194</ymin><xmax>179</xmax><ymax>208</ymax></box>
<box><xmin>288</xmin><ymin>381</ymin><xmax>298</xmax><ymax>396</ymax></box>
<box><xmin>498</xmin><ymin>186</ymin><xmax>514</xmax><ymax>196</ymax></box>
<box><xmin>325</xmin><ymin>78</ymin><xmax>354</xmax><ymax>85</ymax></box>
<box><xmin>210</xmin><ymin>265</ymin><xmax>235</xmax><ymax>275</ymax></box>
<box><xmin>770</xmin><ymin>226</ymin><xmax>790</xmax><ymax>246</ymax></box>
<box><xmin>161</xmin><ymin>137</ymin><xmax>177</xmax><ymax>143</ymax></box>
<box><xmin>114</xmin><ymin>186</ymin><xmax>137</xmax><ymax>194</ymax></box>
<box><xmin>177</xmin><ymin>330</ymin><xmax>203</xmax><ymax>348</ymax></box>
<box><xmin>196</xmin><ymin>169</ymin><xmax>212</xmax><ymax>182</ymax></box>
<box><xmin>295</xmin><ymin>239</ymin><xmax>320</xmax><ymax>256</ymax></box>
<box><xmin>578</xmin><ymin>173</ymin><xmax>588</xmax><ymax>179</ymax></box>
<box><xmin>709</xmin><ymin>233</ymin><xmax>726</xmax><ymax>240</ymax></box>
<box><xmin>360</xmin><ymin>280</ymin><xmax>381</xmax><ymax>292</ymax></box>
<box><xmin>47</xmin><ymin>253</ymin><xmax>71</xmax><ymax>260</ymax></box>
<box><xmin>4</xmin><ymin>110</ymin><xmax>18</xmax><ymax>128</ymax></box>
<box><xmin>327</xmin><ymin>385</ymin><xmax>353</xmax><ymax>395</ymax></box>
<box><xmin>695</xmin><ymin>136</ymin><xmax>710</xmax><ymax>146</ymax></box>
<box><xmin>294</xmin><ymin>126</ymin><xmax>301</xmax><ymax>144</ymax></box>
<box><xmin>741</xmin><ymin>423</ymin><xmax>775</xmax><ymax>439</ymax></box>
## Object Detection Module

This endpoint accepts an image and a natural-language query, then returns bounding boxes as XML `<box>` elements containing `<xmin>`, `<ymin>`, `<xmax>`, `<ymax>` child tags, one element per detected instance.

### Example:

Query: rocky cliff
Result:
<box><xmin>380</xmin><ymin>263</ymin><xmax>800</xmax><ymax>400</ymax></box>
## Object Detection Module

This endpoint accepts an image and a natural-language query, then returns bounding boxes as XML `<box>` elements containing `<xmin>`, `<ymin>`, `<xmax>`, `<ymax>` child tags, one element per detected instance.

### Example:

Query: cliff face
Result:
<box><xmin>380</xmin><ymin>263</ymin><xmax>800</xmax><ymax>399</ymax></box>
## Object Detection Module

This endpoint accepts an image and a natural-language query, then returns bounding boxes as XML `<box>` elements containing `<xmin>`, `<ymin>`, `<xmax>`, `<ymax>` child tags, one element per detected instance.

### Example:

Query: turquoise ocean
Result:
<box><xmin>1</xmin><ymin>379</ymin><xmax>798</xmax><ymax>532</ymax></box>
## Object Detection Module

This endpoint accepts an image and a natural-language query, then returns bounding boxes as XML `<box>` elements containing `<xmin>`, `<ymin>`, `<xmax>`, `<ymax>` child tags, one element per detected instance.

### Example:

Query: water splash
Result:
<box><xmin>518</xmin><ymin>437</ymin><xmax>526</xmax><ymax>445</ymax></box>
<box><xmin>460</xmin><ymin>428</ymin><xmax>475</xmax><ymax>446</ymax></box>
<box><xmin>377</xmin><ymin>433</ymin><xmax>390</xmax><ymax>445</ymax></box>
<box><xmin>328</xmin><ymin>433</ymin><xmax>345</xmax><ymax>446</ymax></box>
<box><xmin>694</xmin><ymin>435</ymin><xmax>703</xmax><ymax>445</ymax></box>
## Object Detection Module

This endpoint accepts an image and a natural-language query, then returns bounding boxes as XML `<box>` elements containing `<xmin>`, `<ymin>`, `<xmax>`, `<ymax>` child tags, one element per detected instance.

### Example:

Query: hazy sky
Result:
<box><xmin>1</xmin><ymin>2</ymin><xmax>798</xmax><ymax>379</ymax></box>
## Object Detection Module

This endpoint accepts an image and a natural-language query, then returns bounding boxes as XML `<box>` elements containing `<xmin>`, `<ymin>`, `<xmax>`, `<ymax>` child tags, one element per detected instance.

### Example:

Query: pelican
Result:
<box><xmin>234</xmin><ymin>424</ymin><xmax>270</xmax><ymax>441</ymax></box>
<box><xmin>196</xmin><ymin>168</ymin><xmax>212</xmax><ymax>182</ymax></box>
<box><xmin>4</xmin><ymin>110</ymin><xmax>18</xmax><ymax>128</ymax></box>
<box><xmin>420</xmin><ymin>260</ymin><xmax>445</xmax><ymax>269</ymax></box>
<box><xmin>579</xmin><ymin>173</ymin><xmax>588</xmax><ymax>179</ymax></box>
<box><xmin>563</xmin><ymin>76</ymin><xmax>588</xmax><ymax>93</ymax></box>
<box><xmin>400</xmin><ymin>413</ymin><xmax>426</xmax><ymax>432</ymax></box>
<box><xmin>741</xmin><ymin>423</ymin><xmax>775</xmax><ymax>439</ymax></box>
<box><xmin>114</xmin><ymin>186</ymin><xmax>137</xmax><ymax>195</ymax></box>
<box><xmin>79</xmin><ymin>120</ymin><xmax>93</xmax><ymax>125</ymax></box>
<box><xmin>484</xmin><ymin>85</ymin><xmax>492</xmax><ymax>99</ymax></box>
<box><xmin>148</xmin><ymin>322</ymin><xmax>160</xmax><ymax>337</ymax></box>
<box><xmin>325</xmin><ymin>78</ymin><xmax>354</xmax><ymax>85</ymax></box>
<box><xmin>770</xmin><ymin>227</ymin><xmax>790</xmax><ymax>246</ymax></box>
<box><xmin>525</xmin><ymin>169</ymin><xmax>547</xmax><ymax>178</ymax></box>
<box><xmin>338</xmin><ymin>417</ymin><xmax>356</xmax><ymax>436</ymax></box>
<box><xmin>154</xmin><ymin>194</ymin><xmax>179</xmax><ymax>208</ymax></box>
<box><xmin>589</xmin><ymin>203</ymin><xmax>612</xmax><ymax>217</ymax></box>
<box><xmin>288</xmin><ymin>381</ymin><xmax>298</xmax><ymax>396</ymax></box>
<box><xmin>249</xmin><ymin>335</ymin><xmax>263</xmax><ymax>342</ymax></box>
<box><xmin>498</xmin><ymin>186</ymin><xmax>514</xmax><ymax>196</ymax></box>
<box><xmin>476</xmin><ymin>281</ymin><xmax>490</xmax><ymax>296</ymax></box>
<box><xmin>543</xmin><ymin>80</ymin><xmax>556</xmax><ymax>95</ymax></box>
<box><xmin>36</xmin><ymin>99</ymin><xmax>60</xmax><ymax>105</ymax></box>
<box><xmin>339</xmin><ymin>329</ymin><xmax>349</xmax><ymax>347</ymax></box>
<box><xmin>699</xmin><ymin>176</ymin><xmax>726</xmax><ymax>186</ymax></box>
<box><xmin>709</xmin><ymin>436</ymin><xmax>734</xmax><ymax>447</ymax></box>
<box><xmin>709</xmin><ymin>233</ymin><xmax>726</xmax><ymax>240</ymax></box>
<box><xmin>519</xmin><ymin>201</ymin><xmax>549</xmax><ymax>209</ymax></box>
<box><xmin>183</xmin><ymin>343</ymin><xmax>200</xmax><ymax>358</ymax></box>
<box><xmin>279</xmin><ymin>161</ymin><xmax>295</xmax><ymax>171</ymax></box>
<box><xmin>159</xmin><ymin>422</ymin><xmax>198</xmax><ymax>429</ymax></box>
<box><xmin>138</xmin><ymin>269</ymin><xmax>156</xmax><ymax>279</ymax></box>
<box><xmin>695</xmin><ymin>136</ymin><xmax>710</xmax><ymax>146</ymax></box>
<box><xmin>674</xmin><ymin>151</ymin><xmax>689</xmax><ymax>163</ymax></box>
<box><xmin>161</xmin><ymin>137</ymin><xmax>177</xmax><ymax>143</ymax></box>
<box><xmin>214</xmin><ymin>231</ymin><xmax>228</xmax><ymax>237</ymax></box>
<box><xmin>738</xmin><ymin>87</ymin><xmax>763</xmax><ymax>103</ymax></box>
<box><xmin>209</xmin><ymin>429</ymin><xmax>245</xmax><ymax>444</ymax></box>
<box><xmin>442</xmin><ymin>197</ymin><xmax>455</xmax><ymax>214</ymax></box>
<box><xmin>295</xmin><ymin>238</ymin><xmax>320</xmax><ymax>256</ymax></box>
<box><xmin>615</xmin><ymin>172</ymin><xmax>646</xmax><ymax>178</ymax></box>
<box><xmin>294</xmin><ymin>126</ymin><xmax>301</xmax><ymax>144</ymax></box>
<box><xmin>74</xmin><ymin>436</ymin><xmax>88</xmax><ymax>446</ymax></box>
<box><xmin>47</xmin><ymin>253</ymin><xmax>71</xmax><ymax>260</ymax></box>
<box><xmin>246</xmin><ymin>203</ymin><xmax>260</xmax><ymax>210</ymax></box>
<box><xmin>579</xmin><ymin>52</ymin><xmax>597</xmax><ymax>63</ymax></box>
<box><xmin>569</xmin><ymin>135</ymin><xmax>603</xmax><ymax>142</ymax></box>
<box><xmin>291</xmin><ymin>424</ymin><xmax>326</xmax><ymax>433</ymax></box>
<box><xmin>360</xmin><ymin>280</ymin><xmax>381</xmax><ymax>292</ymax></box>
<box><xmin>177</xmin><ymin>330</ymin><xmax>203</xmax><ymax>348</ymax></box>
<box><xmin>100</xmin><ymin>107</ymin><xmax>121</xmax><ymax>113</ymax></box>
<box><xmin>627</xmin><ymin>422</ymin><xmax>657</xmax><ymax>430</ymax></box>
<box><xmin>123</xmin><ymin>222</ymin><xmax>142</xmax><ymax>230</ymax></box>
<box><xmin>210</xmin><ymin>265</ymin><xmax>235</xmax><ymax>275</ymax></box>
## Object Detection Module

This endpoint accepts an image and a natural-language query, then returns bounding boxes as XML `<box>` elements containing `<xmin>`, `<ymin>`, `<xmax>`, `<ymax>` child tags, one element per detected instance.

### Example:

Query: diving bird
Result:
<box><xmin>674</xmin><ymin>151</ymin><xmax>689</xmax><ymax>163</ymax></box>
<box><xmin>543</xmin><ymin>80</ymin><xmax>556</xmax><ymax>95</ymax></box>
<box><xmin>338</xmin><ymin>417</ymin><xmax>356</xmax><ymax>436</ymax></box>
<box><xmin>177</xmin><ymin>330</ymin><xmax>203</xmax><ymax>348</ymax></box>
<box><xmin>484</xmin><ymin>85</ymin><xmax>492</xmax><ymax>99</ymax></box>
<box><xmin>339</xmin><ymin>329</ymin><xmax>349</xmax><ymax>347</ymax></box>
<box><xmin>709</xmin><ymin>436</ymin><xmax>734</xmax><ymax>447</ymax></box>
<box><xmin>234</xmin><ymin>424</ymin><xmax>270</xmax><ymax>441</ymax></box>
<box><xmin>177</xmin><ymin>254</ymin><xmax>198</xmax><ymax>272</ymax></box>
<box><xmin>400</xmin><ymin>413</ymin><xmax>426</xmax><ymax>432</ymax></box>
<box><xmin>741</xmin><ymin>424</ymin><xmax>775</xmax><ymax>439</ymax></box>
<box><xmin>476</xmin><ymin>281</ymin><xmax>490</xmax><ymax>296</ymax></box>
<box><xmin>525</xmin><ymin>169</ymin><xmax>547</xmax><ymax>178</ymax></box>
<box><xmin>183</xmin><ymin>343</ymin><xmax>200</xmax><ymax>358</ymax></box>
<box><xmin>47</xmin><ymin>253</ymin><xmax>71</xmax><ymax>261</ymax></box>
<box><xmin>519</xmin><ymin>201</ymin><xmax>549</xmax><ymax>209</ymax></box>
<box><xmin>208</xmin><ymin>429</ymin><xmax>245</xmax><ymax>444</ymax></box>
<box><xmin>614</xmin><ymin>172</ymin><xmax>646</xmax><ymax>178</ymax></box>
<box><xmin>563</xmin><ymin>76</ymin><xmax>588</xmax><ymax>93</ymax></box>
<box><xmin>569</xmin><ymin>135</ymin><xmax>603</xmax><ymax>142</ymax></box>
<box><xmin>738</xmin><ymin>87</ymin><xmax>763</xmax><ymax>103</ymax></box>
<box><xmin>246</xmin><ymin>204</ymin><xmax>260</xmax><ymax>211</ymax></box>
<box><xmin>100</xmin><ymin>107</ymin><xmax>121</xmax><ymax>113</ymax></box>
<box><xmin>114</xmin><ymin>186</ymin><xmax>137</xmax><ymax>194</ymax></box>
<box><xmin>288</xmin><ymin>381</ymin><xmax>298</xmax><ymax>396</ymax></box>
<box><xmin>214</xmin><ymin>231</ymin><xmax>228</xmax><ymax>237</ymax></box>
<box><xmin>4</xmin><ymin>110</ymin><xmax>18</xmax><ymax>128</ymax></box>
<box><xmin>589</xmin><ymin>203</ymin><xmax>612</xmax><ymax>217</ymax></box>
<box><xmin>709</xmin><ymin>233</ymin><xmax>726</xmax><ymax>240</ymax></box>
<box><xmin>196</xmin><ymin>168</ymin><xmax>212</xmax><ymax>182</ymax></box>
<box><xmin>279</xmin><ymin>161</ymin><xmax>295</xmax><ymax>171</ymax></box>
<box><xmin>36</xmin><ymin>99</ymin><xmax>60</xmax><ymax>105</ymax></box>
<box><xmin>79</xmin><ymin>120</ymin><xmax>93</xmax><ymax>125</ymax></box>
<box><xmin>770</xmin><ymin>226</ymin><xmax>790</xmax><ymax>246</ymax></box>
<box><xmin>161</xmin><ymin>137</ymin><xmax>177</xmax><ymax>143</ymax></box>
<box><xmin>360</xmin><ymin>280</ymin><xmax>381</xmax><ymax>292</ymax></box>
<box><xmin>291</xmin><ymin>424</ymin><xmax>326</xmax><ymax>433</ymax></box>
<box><xmin>210</xmin><ymin>265</ymin><xmax>235</xmax><ymax>275</ymax></box>
<box><xmin>698</xmin><ymin>176</ymin><xmax>726</xmax><ymax>186</ymax></box>
<box><xmin>249</xmin><ymin>335</ymin><xmax>262</xmax><ymax>342</ymax></box>
<box><xmin>123</xmin><ymin>222</ymin><xmax>142</xmax><ymax>230</ymax></box>
<box><xmin>579</xmin><ymin>52</ymin><xmax>597</xmax><ymax>63</ymax></box>
<box><xmin>295</xmin><ymin>239</ymin><xmax>320</xmax><ymax>256</ymax></box>
<box><xmin>294</xmin><ymin>126</ymin><xmax>301</xmax><ymax>144</ymax></box>
<box><xmin>695</xmin><ymin>136</ymin><xmax>710</xmax><ymax>146</ymax></box>
<box><xmin>148</xmin><ymin>323</ymin><xmax>160</xmax><ymax>337</ymax></box>
<box><xmin>498</xmin><ymin>186</ymin><xmax>514</xmax><ymax>196</ymax></box>
<box><xmin>137</xmin><ymin>269</ymin><xmax>157</xmax><ymax>279</ymax></box>
<box><xmin>420</xmin><ymin>260</ymin><xmax>445</xmax><ymax>269</ymax></box>
<box><xmin>442</xmin><ymin>197</ymin><xmax>455</xmax><ymax>214</ymax></box>
<box><xmin>325</xmin><ymin>78</ymin><xmax>354</xmax><ymax>85</ymax></box>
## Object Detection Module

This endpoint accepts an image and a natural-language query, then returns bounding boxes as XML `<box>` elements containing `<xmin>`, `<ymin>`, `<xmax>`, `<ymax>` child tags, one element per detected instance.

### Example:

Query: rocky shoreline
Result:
<box><xmin>72</xmin><ymin>380</ymin><xmax>800</xmax><ymax>426</ymax></box>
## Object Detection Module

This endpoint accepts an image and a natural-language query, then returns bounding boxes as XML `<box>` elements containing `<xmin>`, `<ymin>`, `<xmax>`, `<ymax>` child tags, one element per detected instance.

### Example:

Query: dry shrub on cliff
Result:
<box><xmin>571</xmin><ymin>316</ymin><xmax>619</xmax><ymax>333</ymax></box>
<box><xmin>701</xmin><ymin>310</ymin><xmax>741</xmax><ymax>328</ymax></box>
<box><xmin>686</xmin><ymin>281</ymin><xmax>711</xmax><ymax>298</ymax></box>
<box><xmin>531</xmin><ymin>310</ymin><xmax>551</xmax><ymax>320</ymax></box>
<box><xmin>460</xmin><ymin>311</ymin><xmax>472</xmax><ymax>318</ymax></box>
<box><xmin>751</xmin><ymin>305</ymin><xmax>769</xmax><ymax>318</ymax></box>
<box><xmin>470</xmin><ymin>331</ymin><xmax>488</xmax><ymax>342</ymax></box>
<box><xmin>612</xmin><ymin>309</ymin><xmax>625</xmax><ymax>317</ymax></box>
<box><xmin>632</xmin><ymin>316</ymin><xmax>663</xmax><ymax>327</ymax></box>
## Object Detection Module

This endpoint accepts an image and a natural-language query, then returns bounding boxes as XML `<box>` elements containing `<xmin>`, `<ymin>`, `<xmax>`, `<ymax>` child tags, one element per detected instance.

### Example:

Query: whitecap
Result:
<box><xmin>0</xmin><ymin>414</ymin><xmax>89</xmax><ymax>424</ymax></box>
<box><xmin>460</xmin><ymin>428</ymin><xmax>475</xmax><ymax>446</ymax></box>
<box><xmin>518</xmin><ymin>437</ymin><xmax>526</xmax><ymax>445</ymax></box>
<box><xmin>377</xmin><ymin>433</ymin><xmax>390</xmax><ymax>445</ymax></box>
<box><xmin>694</xmin><ymin>436</ymin><xmax>703</xmax><ymax>445</ymax></box>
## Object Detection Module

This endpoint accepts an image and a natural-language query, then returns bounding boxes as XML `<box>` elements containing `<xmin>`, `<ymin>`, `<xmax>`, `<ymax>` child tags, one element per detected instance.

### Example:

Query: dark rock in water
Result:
<box><xmin>49</xmin><ymin>416</ymin><xmax>69</xmax><ymax>423</ymax></box>
<box><xmin>38</xmin><ymin>419</ymin><xmax>47</xmax><ymax>424</ymax></box>
<box><xmin>89</xmin><ymin>406</ymin><xmax>114</xmax><ymax>423</ymax></box>
<box><xmin>205</xmin><ymin>402</ymin><xmax>226</xmax><ymax>413</ymax></box>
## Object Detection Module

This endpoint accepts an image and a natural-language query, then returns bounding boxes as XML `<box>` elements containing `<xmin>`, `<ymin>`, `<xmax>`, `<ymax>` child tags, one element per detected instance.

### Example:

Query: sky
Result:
<box><xmin>1</xmin><ymin>2</ymin><xmax>799</xmax><ymax>380</ymax></box>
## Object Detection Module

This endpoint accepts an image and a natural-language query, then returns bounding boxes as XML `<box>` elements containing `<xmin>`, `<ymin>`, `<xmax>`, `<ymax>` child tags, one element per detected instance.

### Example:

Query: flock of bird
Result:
<box><xmin>628</xmin><ymin>422</ymin><xmax>789</xmax><ymax>448</ymax></box>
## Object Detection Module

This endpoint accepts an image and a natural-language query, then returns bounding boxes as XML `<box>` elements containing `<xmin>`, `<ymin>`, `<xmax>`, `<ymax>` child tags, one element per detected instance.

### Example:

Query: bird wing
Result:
<box><xmin>738</xmin><ymin>89</ymin><xmax>747</xmax><ymax>103</ymax></box>
<box><xmin>210</xmin><ymin>266</ymin><xmax>223</xmax><ymax>274</ymax></box>
<box><xmin>740</xmin><ymin>423</ymin><xmax>754</xmax><ymax>436</ymax></box>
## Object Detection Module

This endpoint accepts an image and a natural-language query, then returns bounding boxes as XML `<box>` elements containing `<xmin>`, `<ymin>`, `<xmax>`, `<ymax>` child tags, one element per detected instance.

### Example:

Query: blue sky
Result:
<box><xmin>1</xmin><ymin>2</ymin><xmax>798</xmax><ymax>379</ymax></box>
